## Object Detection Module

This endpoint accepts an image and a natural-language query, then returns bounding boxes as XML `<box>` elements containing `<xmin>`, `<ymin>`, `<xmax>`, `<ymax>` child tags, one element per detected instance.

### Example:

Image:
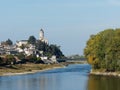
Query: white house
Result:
<box><xmin>16</xmin><ymin>40</ymin><xmax>28</xmax><ymax>47</ymax></box>
<box><xmin>40</xmin><ymin>56</ymin><xmax>48</xmax><ymax>60</ymax></box>
<box><xmin>50</xmin><ymin>55</ymin><xmax>57</xmax><ymax>63</ymax></box>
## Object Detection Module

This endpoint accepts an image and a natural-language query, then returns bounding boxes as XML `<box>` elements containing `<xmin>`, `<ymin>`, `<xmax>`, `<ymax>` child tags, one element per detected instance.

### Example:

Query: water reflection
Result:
<box><xmin>3</xmin><ymin>64</ymin><xmax>120</xmax><ymax>90</ymax></box>
<box><xmin>87</xmin><ymin>75</ymin><xmax>120</xmax><ymax>90</ymax></box>
<box><xmin>0</xmin><ymin>73</ymin><xmax>61</xmax><ymax>90</ymax></box>
<box><xmin>0</xmin><ymin>64</ymin><xmax>90</xmax><ymax>90</ymax></box>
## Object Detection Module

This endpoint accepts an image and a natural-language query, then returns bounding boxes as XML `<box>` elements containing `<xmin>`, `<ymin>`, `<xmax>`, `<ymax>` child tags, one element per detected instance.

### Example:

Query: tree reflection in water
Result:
<box><xmin>87</xmin><ymin>75</ymin><xmax>120</xmax><ymax>90</ymax></box>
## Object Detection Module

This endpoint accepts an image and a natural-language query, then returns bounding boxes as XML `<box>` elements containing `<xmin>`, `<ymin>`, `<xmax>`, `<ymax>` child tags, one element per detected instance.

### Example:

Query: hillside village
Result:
<box><xmin>0</xmin><ymin>29</ymin><xmax>64</xmax><ymax>65</ymax></box>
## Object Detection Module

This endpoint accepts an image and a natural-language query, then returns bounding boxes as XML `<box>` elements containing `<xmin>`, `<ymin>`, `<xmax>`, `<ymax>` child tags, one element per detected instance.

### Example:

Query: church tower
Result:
<box><xmin>39</xmin><ymin>29</ymin><xmax>44</xmax><ymax>40</ymax></box>
<box><xmin>39</xmin><ymin>29</ymin><xmax>48</xmax><ymax>44</ymax></box>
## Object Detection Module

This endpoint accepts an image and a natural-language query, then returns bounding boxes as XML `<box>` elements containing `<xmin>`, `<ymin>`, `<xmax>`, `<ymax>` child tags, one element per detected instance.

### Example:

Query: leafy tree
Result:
<box><xmin>17</xmin><ymin>53</ymin><xmax>25</xmax><ymax>60</ymax></box>
<box><xmin>6</xmin><ymin>39</ymin><xmax>13</xmax><ymax>45</ymax></box>
<box><xmin>28</xmin><ymin>36</ymin><xmax>36</xmax><ymax>45</ymax></box>
<box><xmin>35</xmin><ymin>41</ymin><xmax>64</xmax><ymax>58</ymax></box>
<box><xmin>35</xmin><ymin>57</ymin><xmax>44</xmax><ymax>64</ymax></box>
<box><xmin>49</xmin><ymin>44</ymin><xmax>64</xmax><ymax>58</ymax></box>
<box><xmin>0</xmin><ymin>57</ymin><xmax>4</xmax><ymax>65</ymax></box>
<box><xmin>25</xmin><ymin>55</ymin><xmax>37</xmax><ymax>63</ymax></box>
<box><xmin>5</xmin><ymin>55</ymin><xmax>16</xmax><ymax>65</ymax></box>
<box><xmin>84</xmin><ymin>29</ymin><xmax>120</xmax><ymax>71</ymax></box>
<box><xmin>36</xmin><ymin>41</ymin><xmax>47</xmax><ymax>51</ymax></box>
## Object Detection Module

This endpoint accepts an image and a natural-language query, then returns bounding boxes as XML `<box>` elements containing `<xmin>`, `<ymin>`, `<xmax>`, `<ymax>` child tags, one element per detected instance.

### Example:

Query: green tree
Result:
<box><xmin>17</xmin><ymin>53</ymin><xmax>25</xmax><ymax>60</ymax></box>
<box><xmin>5</xmin><ymin>55</ymin><xmax>16</xmax><ymax>65</ymax></box>
<box><xmin>0</xmin><ymin>57</ymin><xmax>4</xmax><ymax>65</ymax></box>
<box><xmin>28</xmin><ymin>36</ymin><xmax>36</xmax><ymax>45</ymax></box>
<box><xmin>25</xmin><ymin>55</ymin><xmax>37</xmax><ymax>63</ymax></box>
<box><xmin>84</xmin><ymin>29</ymin><xmax>120</xmax><ymax>71</ymax></box>
<box><xmin>36</xmin><ymin>41</ymin><xmax>47</xmax><ymax>51</ymax></box>
<box><xmin>35</xmin><ymin>41</ymin><xmax>64</xmax><ymax>58</ymax></box>
<box><xmin>6</xmin><ymin>39</ymin><xmax>13</xmax><ymax>45</ymax></box>
<box><xmin>49</xmin><ymin>44</ymin><xmax>64</xmax><ymax>58</ymax></box>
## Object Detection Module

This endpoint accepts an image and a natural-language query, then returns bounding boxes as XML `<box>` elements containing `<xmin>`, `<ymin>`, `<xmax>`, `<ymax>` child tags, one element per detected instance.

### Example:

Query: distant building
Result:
<box><xmin>50</xmin><ymin>55</ymin><xmax>57</xmax><ymax>63</ymax></box>
<box><xmin>16</xmin><ymin>40</ymin><xmax>28</xmax><ymax>47</ymax></box>
<box><xmin>0</xmin><ymin>29</ymin><xmax>49</xmax><ymax>56</ymax></box>
<box><xmin>0</xmin><ymin>45</ymin><xmax>5</xmax><ymax>55</ymax></box>
<box><xmin>6</xmin><ymin>50</ymin><xmax>18</xmax><ymax>55</ymax></box>
<box><xmin>24</xmin><ymin>44</ymin><xmax>36</xmax><ymax>56</ymax></box>
<box><xmin>16</xmin><ymin>29</ymin><xmax>48</xmax><ymax>47</ymax></box>
<box><xmin>39</xmin><ymin>29</ymin><xmax>44</xmax><ymax>41</ymax></box>
<box><xmin>40</xmin><ymin>56</ymin><xmax>48</xmax><ymax>60</ymax></box>
<box><xmin>0</xmin><ymin>44</ymin><xmax>17</xmax><ymax>55</ymax></box>
<box><xmin>39</xmin><ymin>29</ymin><xmax>48</xmax><ymax>44</ymax></box>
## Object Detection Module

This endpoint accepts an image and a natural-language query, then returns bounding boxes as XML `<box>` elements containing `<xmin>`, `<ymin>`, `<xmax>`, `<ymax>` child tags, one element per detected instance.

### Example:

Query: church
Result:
<box><xmin>16</xmin><ymin>29</ymin><xmax>48</xmax><ymax>47</ymax></box>
<box><xmin>16</xmin><ymin>29</ymin><xmax>48</xmax><ymax>56</ymax></box>
<box><xmin>39</xmin><ymin>29</ymin><xmax>48</xmax><ymax>44</ymax></box>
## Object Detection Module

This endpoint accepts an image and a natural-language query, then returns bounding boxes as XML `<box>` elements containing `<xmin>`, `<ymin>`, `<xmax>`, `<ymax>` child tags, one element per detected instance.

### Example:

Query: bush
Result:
<box><xmin>35</xmin><ymin>57</ymin><xmax>44</xmax><ymax>64</ymax></box>
<box><xmin>5</xmin><ymin>55</ymin><xmax>16</xmax><ymax>65</ymax></box>
<box><xmin>25</xmin><ymin>55</ymin><xmax>37</xmax><ymax>63</ymax></box>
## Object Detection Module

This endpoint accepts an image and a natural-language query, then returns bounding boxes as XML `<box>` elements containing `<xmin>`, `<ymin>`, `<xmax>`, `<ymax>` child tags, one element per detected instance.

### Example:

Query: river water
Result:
<box><xmin>0</xmin><ymin>64</ymin><xmax>120</xmax><ymax>90</ymax></box>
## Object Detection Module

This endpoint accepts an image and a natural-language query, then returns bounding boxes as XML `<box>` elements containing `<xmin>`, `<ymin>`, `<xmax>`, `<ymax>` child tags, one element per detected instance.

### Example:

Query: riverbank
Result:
<box><xmin>90</xmin><ymin>69</ymin><xmax>120</xmax><ymax>77</ymax></box>
<box><xmin>0</xmin><ymin>62</ymin><xmax>85</xmax><ymax>76</ymax></box>
<box><xmin>0</xmin><ymin>64</ymin><xmax>65</xmax><ymax>76</ymax></box>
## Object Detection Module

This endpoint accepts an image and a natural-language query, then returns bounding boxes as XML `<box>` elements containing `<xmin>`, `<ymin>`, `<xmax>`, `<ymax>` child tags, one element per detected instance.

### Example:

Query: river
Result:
<box><xmin>0</xmin><ymin>64</ymin><xmax>120</xmax><ymax>90</ymax></box>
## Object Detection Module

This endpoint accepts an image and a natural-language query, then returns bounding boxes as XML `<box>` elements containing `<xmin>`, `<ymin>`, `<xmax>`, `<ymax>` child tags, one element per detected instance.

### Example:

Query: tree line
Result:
<box><xmin>84</xmin><ymin>29</ymin><xmax>120</xmax><ymax>71</ymax></box>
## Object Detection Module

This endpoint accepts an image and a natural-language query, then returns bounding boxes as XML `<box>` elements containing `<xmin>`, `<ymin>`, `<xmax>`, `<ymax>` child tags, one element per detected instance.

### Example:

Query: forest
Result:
<box><xmin>84</xmin><ymin>29</ymin><xmax>120</xmax><ymax>71</ymax></box>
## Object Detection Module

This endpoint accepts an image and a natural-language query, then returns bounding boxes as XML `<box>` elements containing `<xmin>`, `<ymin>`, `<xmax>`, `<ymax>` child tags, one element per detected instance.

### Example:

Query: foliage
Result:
<box><xmin>84</xmin><ymin>29</ymin><xmax>120</xmax><ymax>71</ymax></box>
<box><xmin>6</xmin><ymin>39</ymin><xmax>13</xmax><ymax>45</ymax></box>
<box><xmin>49</xmin><ymin>44</ymin><xmax>64</xmax><ymax>58</ymax></box>
<box><xmin>1</xmin><ymin>39</ymin><xmax>13</xmax><ymax>46</ymax></box>
<box><xmin>25</xmin><ymin>55</ymin><xmax>37</xmax><ymax>63</ymax></box>
<box><xmin>16</xmin><ymin>53</ymin><xmax>25</xmax><ymax>60</ymax></box>
<box><xmin>35</xmin><ymin>41</ymin><xmax>64</xmax><ymax>58</ymax></box>
<box><xmin>5</xmin><ymin>55</ymin><xmax>16</xmax><ymax>65</ymax></box>
<box><xmin>67</xmin><ymin>54</ymin><xmax>85</xmax><ymax>60</ymax></box>
<box><xmin>34</xmin><ymin>57</ymin><xmax>44</xmax><ymax>64</ymax></box>
<box><xmin>28</xmin><ymin>36</ymin><xmax>36</xmax><ymax>45</ymax></box>
<box><xmin>0</xmin><ymin>57</ymin><xmax>4</xmax><ymax>65</ymax></box>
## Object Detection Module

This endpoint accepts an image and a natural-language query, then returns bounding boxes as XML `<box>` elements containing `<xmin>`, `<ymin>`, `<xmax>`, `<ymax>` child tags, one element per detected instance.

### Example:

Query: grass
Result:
<box><xmin>92</xmin><ymin>68</ymin><xmax>106</xmax><ymax>72</ymax></box>
<box><xmin>0</xmin><ymin>61</ymin><xmax>85</xmax><ymax>76</ymax></box>
<box><xmin>0</xmin><ymin>63</ymin><xmax>63</xmax><ymax>76</ymax></box>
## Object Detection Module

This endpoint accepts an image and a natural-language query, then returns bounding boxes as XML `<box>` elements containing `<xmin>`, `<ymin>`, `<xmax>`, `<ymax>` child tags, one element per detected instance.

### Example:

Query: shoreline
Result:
<box><xmin>0</xmin><ymin>63</ymin><xmax>85</xmax><ymax>76</ymax></box>
<box><xmin>1</xmin><ymin>66</ymin><xmax>64</xmax><ymax>76</ymax></box>
<box><xmin>0</xmin><ymin>64</ymin><xmax>65</xmax><ymax>76</ymax></box>
<box><xmin>90</xmin><ymin>70</ymin><xmax>120</xmax><ymax>77</ymax></box>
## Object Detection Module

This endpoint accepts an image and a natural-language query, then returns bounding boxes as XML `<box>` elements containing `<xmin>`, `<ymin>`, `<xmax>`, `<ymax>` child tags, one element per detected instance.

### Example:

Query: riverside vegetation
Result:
<box><xmin>84</xmin><ymin>29</ymin><xmax>120</xmax><ymax>73</ymax></box>
<box><xmin>0</xmin><ymin>64</ymin><xmax>63</xmax><ymax>76</ymax></box>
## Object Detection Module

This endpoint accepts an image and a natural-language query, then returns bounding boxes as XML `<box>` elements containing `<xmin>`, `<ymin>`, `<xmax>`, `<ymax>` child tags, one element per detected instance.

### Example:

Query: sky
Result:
<box><xmin>0</xmin><ymin>0</ymin><xmax>120</xmax><ymax>56</ymax></box>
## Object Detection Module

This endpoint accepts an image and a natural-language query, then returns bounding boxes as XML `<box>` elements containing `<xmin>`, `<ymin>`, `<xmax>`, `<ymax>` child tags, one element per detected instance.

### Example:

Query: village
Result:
<box><xmin>0</xmin><ymin>29</ymin><xmax>64</xmax><ymax>65</ymax></box>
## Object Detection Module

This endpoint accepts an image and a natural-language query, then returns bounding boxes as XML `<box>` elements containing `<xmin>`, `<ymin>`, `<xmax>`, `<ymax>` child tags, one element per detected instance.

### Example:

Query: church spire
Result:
<box><xmin>39</xmin><ymin>29</ymin><xmax>44</xmax><ymax>40</ymax></box>
<box><xmin>39</xmin><ymin>29</ymin><xmax>48</xmax><ymax>44</ymax></box>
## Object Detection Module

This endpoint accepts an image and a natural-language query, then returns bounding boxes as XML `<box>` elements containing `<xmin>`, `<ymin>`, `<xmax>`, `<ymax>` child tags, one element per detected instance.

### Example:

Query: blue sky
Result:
<box><xmin>0</xmin><ymin>0</ymin><xmax>120</xmax><ymax>55</ymax></box>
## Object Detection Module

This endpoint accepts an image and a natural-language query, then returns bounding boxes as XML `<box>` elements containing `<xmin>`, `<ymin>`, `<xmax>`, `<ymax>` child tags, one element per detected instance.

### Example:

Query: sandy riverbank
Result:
<box><xmin>0</xmin><ymin>62</ymin><xmax>84</xmax><ymax>76</ymax></box>
<box><xmin>0</xmin><ymin>64</ymin><xmax>65</xmax><ymax>76</ymax></box>
<box><xmin>2</xmin><ymin>67</ymin><xmax>64</xmax><ymax>76</ymax></box>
